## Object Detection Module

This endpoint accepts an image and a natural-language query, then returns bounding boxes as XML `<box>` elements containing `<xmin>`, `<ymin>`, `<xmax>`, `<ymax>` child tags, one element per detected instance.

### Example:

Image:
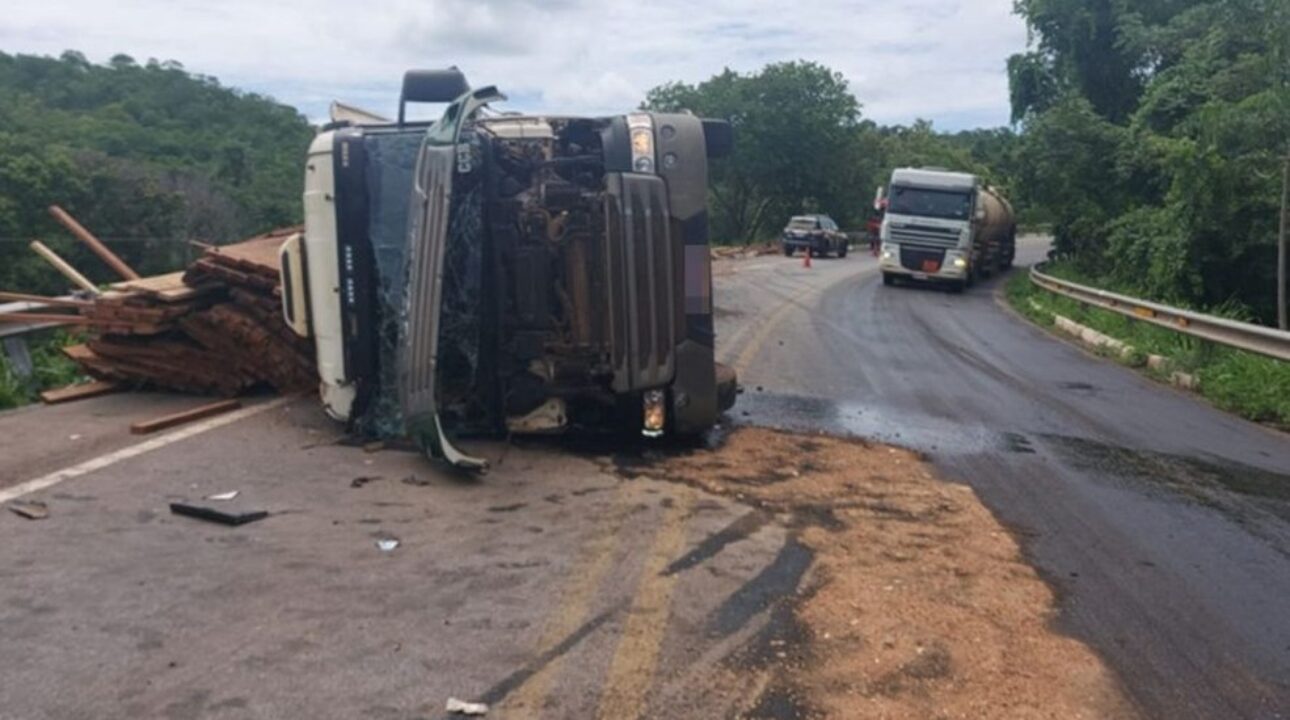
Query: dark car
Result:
<box><xmin>782</xmin><ymin>214</ymin><xmax>848</xmax><ymax>258</ymax></box>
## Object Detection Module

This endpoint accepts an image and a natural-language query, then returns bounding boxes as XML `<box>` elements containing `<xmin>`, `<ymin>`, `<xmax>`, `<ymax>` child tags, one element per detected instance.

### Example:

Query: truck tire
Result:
<box><xmin>950</xmin><ymin>280</ymin><xmax>966</xmax><ymax>294</ymax></box>
<box><xmin>882</xmin><ymin>273</ymin><xmax>895</xmax><ymax>287</ymax></box>
<box><xmin>715</xmin><ymin>362</ymin><xmax>738</xmax><ymax>413</ymax></box>
<box><xmin>783</xmin><ymin>244</ymin><xmax>794</xmax><ymax>257</ymax></box>
<box><xmin>838</xmin><ymin>242</ymin><xmax>848</xmax><ymax>258</ymax></box>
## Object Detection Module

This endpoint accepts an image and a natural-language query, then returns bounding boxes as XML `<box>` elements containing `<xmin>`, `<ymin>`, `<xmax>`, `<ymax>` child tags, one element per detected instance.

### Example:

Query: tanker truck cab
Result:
<box><xmin>878</xmin><ymin>168</ymin><xmax>1015</xmax><ymax>292</ymax></box>
<box><xmin>283</xmin><ymin>70</ymin><xmax>738</xmax><ymax>470</ymax></box>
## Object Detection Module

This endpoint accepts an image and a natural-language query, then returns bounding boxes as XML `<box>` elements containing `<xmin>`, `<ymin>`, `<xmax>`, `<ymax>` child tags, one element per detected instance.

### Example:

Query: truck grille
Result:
<box><xmin>890</xmin><ymin>224</ymin><xmax>959</xmax><ymax>248</ymax></box>
<box><xmin>900</xmin><ymin>246</ymin><xmax>946</xmax><ymax>272</ymax></box>
<box><xmin>605</xmin><ymin>174</ymin><xmax>677</xmax><ymax>392</ymax></box>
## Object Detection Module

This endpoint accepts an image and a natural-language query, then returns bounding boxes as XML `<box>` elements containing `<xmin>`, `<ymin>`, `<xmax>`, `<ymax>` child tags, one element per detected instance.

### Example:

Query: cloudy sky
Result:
<box><xmin>2</xmin><ymin>0</ymin><xmax>1029</xmax><ymax>129</ymax></box>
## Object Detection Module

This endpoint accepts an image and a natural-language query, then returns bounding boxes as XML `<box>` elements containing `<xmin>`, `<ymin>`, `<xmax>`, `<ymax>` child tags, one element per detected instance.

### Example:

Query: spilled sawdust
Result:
<box><xmin>644</xmin><ymin>427</ymin><xmax>1138</xmax><ymax>720</ymax></box>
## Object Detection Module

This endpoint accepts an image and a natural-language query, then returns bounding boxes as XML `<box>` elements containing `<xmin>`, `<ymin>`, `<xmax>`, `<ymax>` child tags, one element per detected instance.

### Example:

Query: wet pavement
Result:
<box><xmin>713</xmin><ymin>237</ymin><xmax>1290</xmax><ymax>719</ymax></box>
<box><xmin>1</xmin><ymin>238</ymin><xmax>1288</xmax><ymax>718</ymax></box>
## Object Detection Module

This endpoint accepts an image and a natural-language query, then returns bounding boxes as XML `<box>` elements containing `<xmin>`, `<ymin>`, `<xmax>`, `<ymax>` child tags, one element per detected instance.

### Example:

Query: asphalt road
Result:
<box><xmin>716</xmin><ymin>237</ymin><xmax>1290</xmax><ymax>719</ymax></box>
<box><xmin>2</xmin><ymin>237</ymin><xmax>1288</xmax><ymax>718</ymax></box>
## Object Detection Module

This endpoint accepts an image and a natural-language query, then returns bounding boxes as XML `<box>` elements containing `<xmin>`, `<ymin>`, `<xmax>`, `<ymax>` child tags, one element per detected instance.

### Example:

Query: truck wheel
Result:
<box><xmin>783</xmin><ymin>244</ymin><xmax>794</xmax><ymax>257</ymax></box>
<box><xmin>715</xmin><ymin>362</ymin><xmax>738</xmax><ymax>413</ymax></box>
<box><xmin>950</xmin><ymin>280</ymin><xmax>966</xmax><ymax>294</ymax></box>
<box><xmin>882</xmin><ymin>273</ymin><xmax>895</xmax><ymax>287</ymax></box>
<box><xmin>838</xmin><ymin>243</ymin><xmax>848</xmax><ymax>258</ymax></box>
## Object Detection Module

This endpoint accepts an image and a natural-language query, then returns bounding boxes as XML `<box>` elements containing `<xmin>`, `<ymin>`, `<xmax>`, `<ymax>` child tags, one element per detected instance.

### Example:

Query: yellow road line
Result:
<box><xmin>596</xmin><ymin>491</ymin><xmax>693</xmax><ymax>720</ymax></box>
<box><xmin>503</xmin><ymin>483</ymin><xmax>632</xmax><ymax>716</ymax></box>
<box><xmin>726</xmin><ymin>264</ymin><xmax>881</xmax><ymax>375</ymax></box>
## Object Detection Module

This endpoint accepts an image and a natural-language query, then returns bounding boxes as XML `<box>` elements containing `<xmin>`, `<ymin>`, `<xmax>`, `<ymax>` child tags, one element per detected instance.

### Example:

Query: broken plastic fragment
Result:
<box><xmin>376</xmin><ymin>538</ymin><xmax>400</xmax><ymax>552</ymax></box>
<box><xmin>205</xmin><ymin>491</ymin><xmax>239</xmax><ymax>501</ymax></box>
<box><xmin>445</xmin><ymin>697</ymin><xmax>488</xmax><ymax>715</ymax></box>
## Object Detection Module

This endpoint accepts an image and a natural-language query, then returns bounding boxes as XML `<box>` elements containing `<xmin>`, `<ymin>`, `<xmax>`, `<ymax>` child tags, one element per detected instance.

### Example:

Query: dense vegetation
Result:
<box><xmin>642</xmin><ymin>62</ymin><xmax>1023</xmax><ymax>244</ymax></box>
<box><xmin>1008</xmin><ymin>0</ymin><xmax>1289</xmax><ymax>324</ymax></box>
<box><xmin>0</xmin><ymin>51</ymin><xmax>313</xmax><ymax>296</ymax></box>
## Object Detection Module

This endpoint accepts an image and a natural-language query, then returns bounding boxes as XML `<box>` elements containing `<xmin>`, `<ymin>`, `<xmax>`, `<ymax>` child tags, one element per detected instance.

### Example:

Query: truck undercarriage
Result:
<box><xmin>295</xmin><ymin>76</ymin><xmax>733</xmax><ymax>468</ymax></box>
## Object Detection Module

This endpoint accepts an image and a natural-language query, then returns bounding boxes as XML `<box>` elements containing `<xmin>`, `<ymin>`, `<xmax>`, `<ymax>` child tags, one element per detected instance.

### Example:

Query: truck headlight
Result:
<box><xmin>628</xmin><ymin>113</ymin><xmax>655</xmax><ymax>173</ymax></box>
<box><xmin>881</xmin><ymin>246</ymin><xmax>895</xmax><ymax>260</ymax></box>
<box><xmin>953</xmin><ymin>257</ymin><xmax>968</xmax><ymax>268</ymax></box>
<box><xmin>643</xmin><ymin>389</ymin><xmax>666</xmax><ymax>437</ymax></box>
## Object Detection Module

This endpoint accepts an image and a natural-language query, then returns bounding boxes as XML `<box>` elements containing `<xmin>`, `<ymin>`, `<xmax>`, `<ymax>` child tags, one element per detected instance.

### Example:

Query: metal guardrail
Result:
<box><xmin>0</xmin><ymin>300</ymin><xmax>61</xmax><ymax>340</ymax></box>
<box><xmin>1</xmin><ymin>300</ymin><xmax>65</xmax><ymax>380</ymax></box>
<box><xmin>1030</xmin><ymin>263</ymin><xmax>1290</xmax><ymax>362</ymax></box>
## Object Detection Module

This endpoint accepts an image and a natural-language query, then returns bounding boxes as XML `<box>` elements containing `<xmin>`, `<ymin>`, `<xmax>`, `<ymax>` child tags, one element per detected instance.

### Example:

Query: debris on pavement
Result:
<box><xmin>351</xmin><ymin>476</ymin><xmax>382</xmax><ymax>488</ymax></box>
<box><xmin>38</xmin><ymin>380</ymin><xmax>121</xmax><ymax>405</ymax></box>
<box><xmin>169</xmin><ymin>503</ymin><xmax>268</xmax><ymax>527</ymax></box>
<box><xmin>204</xmin><ymin>491</ymin><xmax>240</xmax><ymax>501</ymax></box>
<box><xmin>130</xmin><ymin>399</ymin><xmax>242</xmax><ymax>435</ymax></box>
<box><xmin>7</xmin><ymin>500</ymin><xmax>50</xmax><ymax>520</ymax></box>
<box><xmin>445</xmin><ymin>697</ymin><xmax>488</xmax><ymax>715</ymax></box>
<box><xmin>375</xmin><ymin>538</ymin><xmax>400</xmax><ymax>552</ymax></box>
<box><xmin>400</xmin><ymin>475</ymin><xmax>430</xmax><ymax>487</ymax></box>
<box><xmin>633</xmin><ymin>427</ymin><xmax>1136</xmax><ymax>719</ymax></box>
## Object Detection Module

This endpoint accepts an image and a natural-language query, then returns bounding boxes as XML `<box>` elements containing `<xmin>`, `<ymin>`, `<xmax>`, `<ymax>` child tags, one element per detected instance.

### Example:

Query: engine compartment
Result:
<box><xmin>436</xmin><ymin>117</ymin><xmax>622</xmax><ymax>435</ymax></box>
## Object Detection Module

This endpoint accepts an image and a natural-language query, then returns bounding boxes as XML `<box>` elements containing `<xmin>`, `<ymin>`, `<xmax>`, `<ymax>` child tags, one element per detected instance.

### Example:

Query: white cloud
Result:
<box><xmin>0</xmin><ymin>0</ymin><xmax>1028</xmax><ymax>129</ymax></box>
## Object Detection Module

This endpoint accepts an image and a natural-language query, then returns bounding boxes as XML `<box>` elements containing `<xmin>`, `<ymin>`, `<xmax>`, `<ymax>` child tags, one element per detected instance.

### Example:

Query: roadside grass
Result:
<box><xmin>1005</xmin><ymin>271</ymin><xmax>1290</xmax><ymax>428</ymax></box>
<box><xmin>0</xmin><ymin>331</ymin><xmax>87</xmax><ymax>411</ymax></box>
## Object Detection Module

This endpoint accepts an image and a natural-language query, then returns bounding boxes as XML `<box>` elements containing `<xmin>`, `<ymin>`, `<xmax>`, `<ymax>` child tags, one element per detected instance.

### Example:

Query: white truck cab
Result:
<box><xmin>878</xmin><ymin>168</ymin><xmax>1015</xmax><ymax>292</ymax></box>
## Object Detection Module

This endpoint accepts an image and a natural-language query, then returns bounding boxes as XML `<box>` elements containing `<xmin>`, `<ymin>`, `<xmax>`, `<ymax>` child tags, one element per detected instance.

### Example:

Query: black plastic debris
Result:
<box><xmin>169</xmin><ymin>502</ymin><xmax>268</xmax><ymax>526</ymax></box>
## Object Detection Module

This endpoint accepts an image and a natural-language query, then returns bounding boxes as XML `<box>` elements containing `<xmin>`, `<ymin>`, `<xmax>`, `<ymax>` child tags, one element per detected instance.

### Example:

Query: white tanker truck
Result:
<box><xmin>878</xmin><ymin>168</ymin><xmax>1015</xmax><ymax>292</ymax></box>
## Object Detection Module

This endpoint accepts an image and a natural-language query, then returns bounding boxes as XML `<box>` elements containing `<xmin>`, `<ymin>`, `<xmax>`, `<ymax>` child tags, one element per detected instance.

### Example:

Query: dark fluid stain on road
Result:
<box><xmin>708</xmin><ymin>537</ymin><xmax>813</xmax><ymax>638</ymax></box>
<box><xmin>487</xmin><ymin>503</ymin><xmax>527</xmax><ymax>513</ymax></box>
<box><xmin>744</xmin><ymin>684</ymin><xmax>816</xmax><ymax>720</ymax></box>
<box><xmin>661</xmin><ymin>510</ymin><xmax>771</xmax><ymax>577</ymax></box>
<box><xmin>1058</xmin><ymin>381</ymin><xmax>1098</xmax><ymax>395</ymax></box>
<box><xmin>476</xmin><ymin>602</ymin><xmax>623</xmax><ymax>706</ymax></box>
<box><xmin>1001</xmin><ymin>432</ymin><xmax>1037</xmax><ymax>454</ymax></box>
<box><xmin>1041</xmin><ymin>434</ymin><xmax>1290</xmax><ymax>518</ymax></box>
<box><xmin>729</xmin><ymin>569</ymin><xmax>821</xmax><ymax>720</ymax></box>
<box><xmin>730</xmin><ymin>391</ymin><xmax>1001</xmax><ymax>456</ymax></box>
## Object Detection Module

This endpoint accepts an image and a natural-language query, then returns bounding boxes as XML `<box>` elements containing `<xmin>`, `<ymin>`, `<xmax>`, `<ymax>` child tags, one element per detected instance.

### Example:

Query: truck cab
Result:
<box><xmin>281</xmin><ymin>71</ymin><xmax>737</xmax><ymax>469</ymax></box>
<box><xmin>878</xmin><ymin>168</ymin><xmax>1015</xmax><ymax>291</ymax></box>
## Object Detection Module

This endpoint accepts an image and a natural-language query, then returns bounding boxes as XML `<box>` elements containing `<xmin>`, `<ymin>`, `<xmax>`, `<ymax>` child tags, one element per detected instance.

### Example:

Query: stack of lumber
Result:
<box><xmin>1</xmin><ymin>222</ymin><xmax>316</xmax><ymax>398</ymax></box>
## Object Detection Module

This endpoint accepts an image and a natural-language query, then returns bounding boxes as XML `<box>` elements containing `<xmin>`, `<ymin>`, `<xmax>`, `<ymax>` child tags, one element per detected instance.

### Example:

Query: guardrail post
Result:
<box><xmin>2</xmin><ymin>336</ymin><xmax>34</xmax><ymax>379</ymax></box>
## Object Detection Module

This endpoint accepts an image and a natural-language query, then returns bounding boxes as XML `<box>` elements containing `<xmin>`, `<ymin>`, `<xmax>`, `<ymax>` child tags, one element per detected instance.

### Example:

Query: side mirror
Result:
<box><xmin>701</xmin><ymin>119</ymin><xmax>733</xmax><ymax>159</ymax></box>
<box><xmin>974</xmin><ymin>206</ymin><xmax>986</xmax><ymax>222</ymax></box>
<box><xmin>399</xmin><ymin>68</ymin><xmax>471</xmax><ymax>124</ymax></box>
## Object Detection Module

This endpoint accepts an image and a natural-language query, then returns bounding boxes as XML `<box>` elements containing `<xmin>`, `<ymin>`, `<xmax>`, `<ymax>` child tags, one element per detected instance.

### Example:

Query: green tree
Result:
<box><xmin>1010</xmin><ymin>0</ymin><xmax>1290</xmax><ymax>322</ymax></box>
<box><xmin>645</xmin><ymin>62</ymin><xmax>870</xmax><ymax>242</ymax></box>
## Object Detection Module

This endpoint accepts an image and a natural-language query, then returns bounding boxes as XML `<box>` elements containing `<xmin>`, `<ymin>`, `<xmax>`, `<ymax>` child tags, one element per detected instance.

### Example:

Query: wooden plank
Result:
<box><xmin>130</xmin><ymin>399</ymin><xmax>243</xmax><ymax>435</ymax></box>
<box><xmin>109</xmin><ymin>271</ymin><xmax>216</xmax><ymax>303</ymax></box>
<box><xmin>30</xmin><ymin>241</ymin><xmax>99</xmax><ymax>294</ymax></box>
<box><xmin>0</xmin><ymin>292</ymin><xmax>92</xmax><ymax>307</ymax></box>
<box><xmin>49</xmin><ymin>205</ymin><xmax>141</xmax><ymax>280</ymax></box>
<box><xmin>0</xmin><ymin>312</ymin><xmax>86</xmax><ymax>325</ymax></box>
<box><xmin>40</xmin><ymin>380</ymin><xmax>120</xmax><ymax>404</ymax></box>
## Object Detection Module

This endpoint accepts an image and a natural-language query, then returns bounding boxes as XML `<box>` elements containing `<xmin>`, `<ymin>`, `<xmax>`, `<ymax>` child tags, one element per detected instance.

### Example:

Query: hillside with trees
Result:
<box><xmin>0</xmin><ymin>51</ymin><xmax>313</xmax><ymax>296</ymax></box>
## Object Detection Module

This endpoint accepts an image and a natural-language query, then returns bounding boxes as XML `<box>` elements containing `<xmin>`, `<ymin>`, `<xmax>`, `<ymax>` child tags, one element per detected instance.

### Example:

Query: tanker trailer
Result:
<box><xmin>878</xmin><ymin>168</ymin><xmax>1017</xmax><ymax>292</ymax></box>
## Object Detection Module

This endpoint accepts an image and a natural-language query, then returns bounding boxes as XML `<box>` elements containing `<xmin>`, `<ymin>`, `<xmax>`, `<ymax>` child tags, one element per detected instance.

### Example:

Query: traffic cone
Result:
<box><xmin>803</xmin><ymin>247</ymin><xmax>812</xmax><ymax>269</ymax></box>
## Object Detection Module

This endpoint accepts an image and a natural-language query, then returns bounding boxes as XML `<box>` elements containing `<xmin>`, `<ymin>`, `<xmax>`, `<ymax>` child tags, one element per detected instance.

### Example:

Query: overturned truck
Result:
<box><xmin>280</xmin><ymin>71</ymin><xmax>737</xmax><ymax>469</ymax></box>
